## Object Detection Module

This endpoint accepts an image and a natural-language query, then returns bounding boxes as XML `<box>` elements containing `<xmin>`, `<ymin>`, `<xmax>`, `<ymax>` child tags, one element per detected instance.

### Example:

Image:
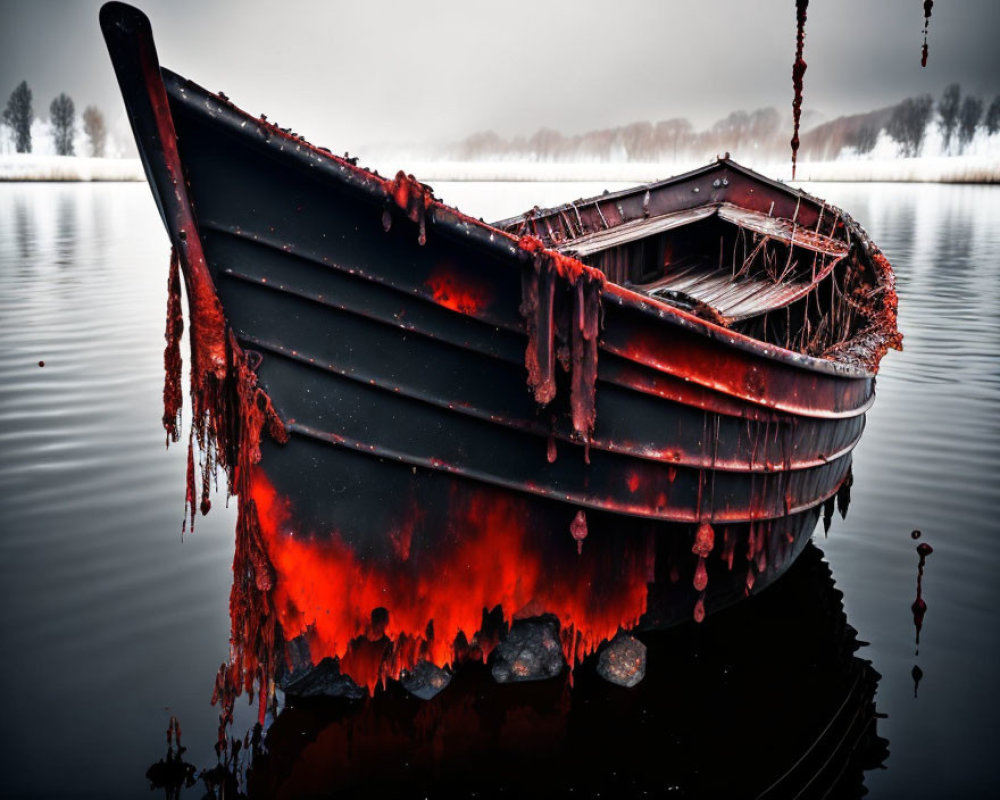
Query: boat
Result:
<box><xmin>101</xmin><ymin>3</ymin><xmax>900</xmax><ymax>712</ymax></box>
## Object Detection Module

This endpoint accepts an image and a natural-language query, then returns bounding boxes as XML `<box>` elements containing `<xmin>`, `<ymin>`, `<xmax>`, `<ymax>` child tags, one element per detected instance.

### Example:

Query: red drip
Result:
<box><xmin>388</xmin><ymin>171</ymin><xmax>434</xmax><ymax>245</ymax></box>
<box><xmin>693</xmin><ymin>557</ymin><xmax>708</xmax><ymax>592</ymax></box>
<box><xmin>921</xmin><ymin>1</ymin><xmax>934</xmax><ymax>67</ymax></box>
<box><xmin>790</xmin><ymin>0</ymin><xmax>809</xmax><ymax>180</ymax></box>
<box><xmin>162</xmin><ymin>248</ymin><xmax>183</xmax><ymax>444</ymax></box>
<box><xmin>518</xmin><ymin>235</ymin><xmax>604</xmax><ymax>444</ymax></box>
<box><xmin>912</xmin><ymin>540</ymin><xmax>933</xmax><ymax>652</ymax></box>
<box><xmin>693</xmin><ymin>592</ymin><xmax>706</xmax><ymax>624</ymax></box>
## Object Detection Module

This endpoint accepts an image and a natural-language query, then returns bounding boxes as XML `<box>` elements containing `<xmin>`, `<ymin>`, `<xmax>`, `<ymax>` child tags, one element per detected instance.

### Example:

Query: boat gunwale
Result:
<box><xmin>158</xmin><ymin>68</ymin><xmax>882</xmax><ymax>383</ymax></box>
<box><xmin>203</xmin><ymin>218</ymin><xmax>876</xmax><ymax>421</ymax></box>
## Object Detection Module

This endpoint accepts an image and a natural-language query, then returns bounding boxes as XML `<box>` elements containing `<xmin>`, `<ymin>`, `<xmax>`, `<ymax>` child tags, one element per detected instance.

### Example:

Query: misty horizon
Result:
<box><xmin>2</xmin><ymin>0</ymin><xmax>1000</xmax><ymax>156</ymax></box>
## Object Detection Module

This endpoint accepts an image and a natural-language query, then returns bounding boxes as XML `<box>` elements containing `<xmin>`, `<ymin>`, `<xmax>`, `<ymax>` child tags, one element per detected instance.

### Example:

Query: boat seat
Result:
<box><xmin>561</xmin><ymin>202</ymin><xmax>849</xmax><ymax>323</ymax></box>
<box><xmin>634</xmin><ymin>262</ymin><xmax>829</xmax><ymax>322</ymax></box>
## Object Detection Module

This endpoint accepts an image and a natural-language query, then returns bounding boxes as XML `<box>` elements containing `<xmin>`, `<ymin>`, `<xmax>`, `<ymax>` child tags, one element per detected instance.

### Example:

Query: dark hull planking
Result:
<box><xmin>101</xmin><ymin>2</ymin><xmax>895</xmax><ymax>700</ymax></box>
<box><xmin>165</xmin><ymin>72</ymin><xmax>866</xmax><ymax>522</ymax></box>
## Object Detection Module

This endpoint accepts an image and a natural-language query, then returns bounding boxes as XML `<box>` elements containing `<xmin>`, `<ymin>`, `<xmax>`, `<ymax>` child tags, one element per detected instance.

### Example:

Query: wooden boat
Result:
<box><xmin>101</xmin><ymin>3</ymin><xmax>900</xmax><ymax>707</ymax></box>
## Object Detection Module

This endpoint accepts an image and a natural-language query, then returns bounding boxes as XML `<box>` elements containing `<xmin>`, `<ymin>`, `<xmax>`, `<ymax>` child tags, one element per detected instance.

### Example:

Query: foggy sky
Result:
<box><xmin>2</xmin><ymin>0</ymin><xmax>999</xmax><ymax>153</ymax></box>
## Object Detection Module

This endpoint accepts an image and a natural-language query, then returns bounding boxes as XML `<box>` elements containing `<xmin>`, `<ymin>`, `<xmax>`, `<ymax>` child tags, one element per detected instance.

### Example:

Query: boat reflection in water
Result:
<box><xmin>148</xmin><ymin>538</ymin><xmax>886</xmax><ymax>798</ymax></box>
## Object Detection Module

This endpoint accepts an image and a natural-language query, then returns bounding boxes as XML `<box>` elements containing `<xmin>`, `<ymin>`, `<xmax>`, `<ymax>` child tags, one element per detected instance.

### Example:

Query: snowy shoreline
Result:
<box><xmin>0</xmin><ymin>154</ymin><xmax>145</xmax><ymax>182</ymax></box>
<box><xmin>2</xmin><ymin>153</ymin><xmax>998</xmax><ymax>184</ymax></box>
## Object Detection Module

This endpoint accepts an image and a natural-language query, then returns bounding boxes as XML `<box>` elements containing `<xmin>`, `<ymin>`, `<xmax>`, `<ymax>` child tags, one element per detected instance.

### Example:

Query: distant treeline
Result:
<box><xmin>2</xmin><ymin>80</ymin><xmax>107</xmax><ymax>157</ymax></box>
<box><xmin>450</xmin><ymin>84</ymin><xmax>1000</xmax><ymax>163</ymax></box>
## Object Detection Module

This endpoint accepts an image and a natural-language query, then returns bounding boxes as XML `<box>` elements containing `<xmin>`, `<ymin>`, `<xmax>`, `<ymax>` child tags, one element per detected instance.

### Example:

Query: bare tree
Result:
<box><xmin>3</xmin><ymin>81</ymin><xmax>33</xmax><ymax>153</ymax></box>
<box><xmin>50</xmin><ymin>93</ymin><xmax>75</xmax><ymax>156</ymax></box>
<box><xmin>887</xmin><ymin>95</ymin><xmax>933</xmax><ymax>157</ymax></box>
<box><xmin>957</xmin><ymin>96</ymin><xmax>983</xmax><ymax>149</ymax></box>
<box><xmin>855</xmin><ymin>123</ymin><xmax>879</xmax><ymax>154</ymax></box>
<box><xmin>82</xmin><ymin>106</ymin><xmax>107</xmax><ymax>157</ymax></box>
<box><xmin>987</xmin><ymin>95</ymin><xmax>1000</xmax><ymax>135</ymax></box>
<box><xmin>937</xmin><ymin>83</ymin><xmax>961</xmax><ymax>151</ymax></box>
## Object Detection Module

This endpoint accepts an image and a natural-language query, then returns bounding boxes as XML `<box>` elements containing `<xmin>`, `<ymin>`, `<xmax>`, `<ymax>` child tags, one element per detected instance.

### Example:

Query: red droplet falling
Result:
<box><xmin>692</xmin><ymin>522</ymin><xmax>715</xmax><ymax>558</ymax></box>
<box><xmin>37</xmin><ymin>360</ymin><xmax>45</xmax><ymax>367</ymax></box>
<box><xmin>921</xmin><ymin>1</ymin><xmax>934</xmax><ymax>67</ymax></box>
<box><xmin>790</xmin><ymin>0</ymin><xmax>809</xmax><ymax>180</ymax></box>
<box><xmin>911</xmin><ymin>529</ymin><xmax>922</xmax><ymax>540</ymax></box>
<box><xmin>693</xmin><ymin>592</ymin><xmax>706</xmax><ymax>624</ymax></box>
<box><xmin>693</xmin><ymin>556</ymin><xmax>708</xmax><ymax>592</ymax></box>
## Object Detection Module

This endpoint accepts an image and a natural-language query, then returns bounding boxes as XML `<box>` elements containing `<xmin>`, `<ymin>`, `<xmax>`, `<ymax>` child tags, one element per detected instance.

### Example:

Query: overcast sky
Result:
<box><xmin>2</xmin><ymin>0</ymin><xmax>999</xmax><ymax>151</ymax></box>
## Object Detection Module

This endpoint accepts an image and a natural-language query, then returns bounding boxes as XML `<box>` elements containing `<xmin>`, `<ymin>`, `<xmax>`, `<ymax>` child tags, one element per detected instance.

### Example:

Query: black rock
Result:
<box><xmin>596</xmin><ymin>633</ymin><xmax>647</xmax><ymax>688</ymax></box>
<box><xmin>280</xmin><ymin>656</ymin><xmax>365</xmax><ymax>700</ymax></box>
<box><xmin>491</xmin><ymin>615</ymin><xmax>565</xmax><ymax>683</ymax></box>
<box><xmin>400</xmin><ymin>660</ymin><xmax>452</xmax><ymax>700</ymax></box>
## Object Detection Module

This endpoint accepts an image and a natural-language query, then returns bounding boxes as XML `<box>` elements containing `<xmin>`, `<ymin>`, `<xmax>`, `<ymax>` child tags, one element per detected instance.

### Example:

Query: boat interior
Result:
<box><xmin>558</xmin><ymin>201</ymin><xmax>866</xmax><ymax>357</ymax></box>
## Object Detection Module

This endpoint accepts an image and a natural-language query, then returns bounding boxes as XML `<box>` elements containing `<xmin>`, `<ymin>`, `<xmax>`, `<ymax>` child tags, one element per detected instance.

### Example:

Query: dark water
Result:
<box><xmin>0</xmin><ymin>181</ymin><xmax>997</xmax><ymax>798</ymax></box>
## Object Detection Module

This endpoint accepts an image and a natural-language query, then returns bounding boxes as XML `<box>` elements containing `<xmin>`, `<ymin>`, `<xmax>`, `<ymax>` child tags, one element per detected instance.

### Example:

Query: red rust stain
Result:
<box><xmin>921</xmin><ymin>1</ymin><xmax>934</xmax><ymax>67</ymax></box>
<box><xmin>425</xmin><ymin>263</ymin><xmax>492</xmax><ymax>315</ymax></box>
<box><xmin>626</xmin><ymin>472</ymin><xmax>641</xmax><ymax>494</ymax></box>
<box><xmin>252</xmin><ymin>472</ymin><xmax>652</xmax><ymax>691</ymax></box>
<box><xmin>692</xmin><ymin>522</ymin><xmax>715</xmax><ymax>557</ymax></box>
<box><xmin>790</xmin><ymin>0</ymin><xmax>809</xmax><ymax>180</ymax></box>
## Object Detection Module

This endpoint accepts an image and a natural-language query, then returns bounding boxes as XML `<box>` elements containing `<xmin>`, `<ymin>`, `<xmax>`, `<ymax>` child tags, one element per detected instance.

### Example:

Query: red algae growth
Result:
<box><xmin>790</xmin><ymin>0</ymin><xmax>809</xmax><ymax>180</ymax></box>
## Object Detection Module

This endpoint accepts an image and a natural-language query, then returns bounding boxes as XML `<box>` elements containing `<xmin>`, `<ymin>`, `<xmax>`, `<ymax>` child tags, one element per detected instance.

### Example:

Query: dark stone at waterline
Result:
<box><xmin>400</xmin><ymin>660</ymin><xmax>452</xmax><ymax>700</ymax></box>
<box><xmin>597</xmin><ymin>633</ymin><xmax>647</xmax><ymax>688</ymax></box>
<box><xmin>277</xmin><ymin>638</ymin><xmax>364</xmax><ymax>699</ymax></box>
<box><xmin>280</xmin><ymin>656</ymin><xmax>365</xmax><ymax>700</ymax></box>
<box><xmin>491</xmin><ymin>615</ymin><xmax>565</xmax><ymax>683</ymax></box>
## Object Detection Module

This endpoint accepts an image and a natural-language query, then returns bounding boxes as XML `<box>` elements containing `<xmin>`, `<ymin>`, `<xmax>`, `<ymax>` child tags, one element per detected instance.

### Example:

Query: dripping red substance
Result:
<box><xmin>790</xmin><ymin>0</ymin><xmax>809</xmax><ymax>180</ymax></box>
<box><xmin>921</xmin><ymin>1</ymin><xmax>934</xmax><ymax>67</ymax></box>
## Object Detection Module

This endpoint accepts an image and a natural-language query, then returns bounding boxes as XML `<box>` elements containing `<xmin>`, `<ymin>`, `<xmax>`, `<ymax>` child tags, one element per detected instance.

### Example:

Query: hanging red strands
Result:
<box><xmin>518</xmin><ymin>235</ymin><xmax>604</xmax><ymax>448</ymax></box>
<box><xmin>790</xmin><ymin>0</ymin><xmax>809</xmax><ymax>180</ymax></box>
<box><xmin>162</xmin><ymin>248</ymin><xmax>183</xmax><ymax>444</ymax></box>
<box><xmin>921</xmin><ymin>1</ymin><xmax>934</xmax><ymax>67</ymax></box>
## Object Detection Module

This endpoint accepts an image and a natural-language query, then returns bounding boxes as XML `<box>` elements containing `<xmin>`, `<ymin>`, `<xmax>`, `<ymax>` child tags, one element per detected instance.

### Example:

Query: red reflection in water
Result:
<box><xmin>252</xmin><ymin>470</ymin><xmax>654</xmax><ymax>691</ymax></box>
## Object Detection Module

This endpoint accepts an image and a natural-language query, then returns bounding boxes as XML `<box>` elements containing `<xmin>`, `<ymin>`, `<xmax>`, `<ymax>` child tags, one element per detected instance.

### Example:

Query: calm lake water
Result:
<box><xmin>1</xmin><ymin>179</ymin><xmax>998</xmax><ymax>799</ymax></box>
